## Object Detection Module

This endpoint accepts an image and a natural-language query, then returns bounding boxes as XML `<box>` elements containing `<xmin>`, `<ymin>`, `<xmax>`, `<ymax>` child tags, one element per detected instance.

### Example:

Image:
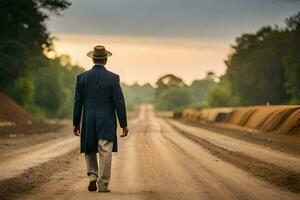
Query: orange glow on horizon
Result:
<box><xmin>51</xmin><ymin>34</ymin><xmax>231</xmax><ymax>85</ymax></box>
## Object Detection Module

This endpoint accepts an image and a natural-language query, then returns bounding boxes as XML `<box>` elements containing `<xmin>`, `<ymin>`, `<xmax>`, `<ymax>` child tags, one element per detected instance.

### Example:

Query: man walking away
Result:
<box><xmin>73</xmin><ymin>45</ymin><xmax>129</xmax><ymax>193</ymax></box>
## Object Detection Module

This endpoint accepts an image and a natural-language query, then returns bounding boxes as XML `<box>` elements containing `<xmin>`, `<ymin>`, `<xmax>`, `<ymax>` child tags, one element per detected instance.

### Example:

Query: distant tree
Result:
<box><xmin>285</xmin><ymin>11</ymin><xmax>300</xmax><ymax>32</ymax></box>
<box><xmin>283</xmin><ymin>11</ymin><xmax>300</xmax><ymax>104</ymax></box>
<box><xmin>121</xmin><ymin>82</ymin><xmax>155</xmax><ymax>110</ymax></box>
<box><xmin>225</xmin><ymin>26</ymin><xmax>289</xmax><ymax>105</ymax></box>
<box><xmin>189</xmin><ymin>72</ymin><xmax>217</xmax><ymax>107</ymax></box>
<box><xmin>155</xmin><ymin>74</ymin><xmax>195</xmax><ymax>110</ymax></box>
<box><xmin>207</xmin><ymin>75</ymin><xmax>240</xmax><ymax>107</ymax></box>
<box><xmin>283</xmin><ymin>54</ymin><xmax>300</xmax><ymax>104</ymax></box>
<box><xmin>155</xmin><ymin>74</ymin><xmax>186</xmax><ymax>98</ymax></box>
<box><xmin>156</xmin><ymin>87</ymin><xmax>194</xmax><ymax>111</ymax></box>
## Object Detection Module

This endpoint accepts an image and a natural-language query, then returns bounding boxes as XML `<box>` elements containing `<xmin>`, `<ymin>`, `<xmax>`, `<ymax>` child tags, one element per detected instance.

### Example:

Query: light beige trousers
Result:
<box><xmin>85</xmin><ymin>139</ymin><xmax>113</xmax><ymax>189</ymax></box>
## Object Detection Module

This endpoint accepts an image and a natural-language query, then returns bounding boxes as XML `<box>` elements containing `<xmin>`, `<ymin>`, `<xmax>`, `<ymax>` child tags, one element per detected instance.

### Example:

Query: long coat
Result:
<box><xmin>73</xmin><ymin>64</ymin><xmax>127</xmax><ymax>153</ymax></box>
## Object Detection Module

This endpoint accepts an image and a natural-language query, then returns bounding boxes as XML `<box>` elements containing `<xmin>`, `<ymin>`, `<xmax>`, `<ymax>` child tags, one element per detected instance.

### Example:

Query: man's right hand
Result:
<box><xmin>73</xmin><ymin>126</ymin><xmax>80</xmax><ymax>136</ymax></box>
<box><xmin>121</xmin><ymin>127</ymin><xmax>129</xmax><ymax>137</ymax></box>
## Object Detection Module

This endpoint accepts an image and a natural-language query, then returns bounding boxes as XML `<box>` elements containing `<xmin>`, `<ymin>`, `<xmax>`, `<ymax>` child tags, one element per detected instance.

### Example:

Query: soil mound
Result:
<box><xmin>179</xmin><ymin>105</ymin><xmax>300</xmax><ymax>134</ymax></box>
<box><xmin>0</xmin><ymin>91</ymin><xmax>36</xmax><ymax>126</ymax></box>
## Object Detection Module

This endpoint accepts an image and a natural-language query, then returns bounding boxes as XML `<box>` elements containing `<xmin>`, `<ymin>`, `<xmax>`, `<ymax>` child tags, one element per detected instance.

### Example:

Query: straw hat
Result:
<box><xmin>87</xmin><ymin>45</ymin><xmax>112</xmax><ymax>59</ymax></box>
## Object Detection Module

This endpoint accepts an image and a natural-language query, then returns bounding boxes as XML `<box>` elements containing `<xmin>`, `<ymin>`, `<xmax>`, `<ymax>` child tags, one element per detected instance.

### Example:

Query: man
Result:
<box><xmin>73</xmin><ymin>45</ymin><xmax>129</xmax><ymax>193</ymax></box>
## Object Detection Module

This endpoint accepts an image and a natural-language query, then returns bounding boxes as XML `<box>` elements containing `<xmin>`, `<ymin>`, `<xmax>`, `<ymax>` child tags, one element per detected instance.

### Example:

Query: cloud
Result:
<box><xmin>48</xmin><ymin>0</ymin><xmax>300</xmax><ymax>38</ymax></box>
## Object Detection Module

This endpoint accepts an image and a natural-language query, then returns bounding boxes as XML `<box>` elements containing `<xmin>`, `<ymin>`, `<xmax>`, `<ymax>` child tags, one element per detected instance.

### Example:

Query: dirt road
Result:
<box><xmin>0</xmin><ymin>134</ymin><xmax>78</xmax><ymax>181</ymax></box>
<box><xmin>167</xmin><ymin>120</ymin><xmax>300</xmax><ymax>172</ymax></box>
<box><xmin>2</xmin><ymin>105</ymin><xmax>299</xmax><ymax>200</ymax></box>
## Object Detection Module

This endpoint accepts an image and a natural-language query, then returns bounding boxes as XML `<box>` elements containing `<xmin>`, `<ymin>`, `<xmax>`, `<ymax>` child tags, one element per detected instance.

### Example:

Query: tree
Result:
<box><xmin>283</xmin><ymin>11</ymin><xmax>300</xmax><ymax>104</ymax></box>
<box><xmin>155</xmin><ymin>74</ymin><xmax>186</xmax><ymax>98</ymax></box>
<box><xmin>207</xmin><ymin>75</ymin><xmax>240</xmax><ymax>107</ymax></box>
<box><xmin>285</xmin><ymin>11</ymin><xmax>300</xmax><ymax>32</ymax></box>
<box><xmin>121</xmin><ymin>82</ymin><xmax>155</xmax><ymax>110</ymax></box>
<box><xmin>0</xmin><ymin>0</ymin><xmax>71</xmax><ymax>88</ymax></box>
<box><xmin>32</xmin><ymin>57</ymin><xmax>83</xmax><ymax>118</ymax></box>
<box><xmin>189</xmin><ymin>72</ymin><xmax>217</xmax><ymax>107</ymax></box>
<box><xmin>225</xmin><ymin>26</ymin><xmax>289</xmax><ymax>105</ymax></box>
<box><xmin>5</xmin><ymin>76</ymin><xmax>35</xmax><ymax>107</ymax></box>
<box><xmin>155</xmin><ymin>74</ymin><xmax>195</xmax><ymax>110</ymax></box>
<box><xmin>156</xmin><ymin>88</ymin><xmax>194</xmax><ymax>111</ymax></box>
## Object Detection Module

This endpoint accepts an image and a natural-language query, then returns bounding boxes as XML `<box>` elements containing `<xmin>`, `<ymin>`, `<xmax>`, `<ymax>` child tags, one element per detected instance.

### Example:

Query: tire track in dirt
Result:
<box><xmin>164</xmin><ymin>119</ymin><xmax>300</xmax><ymax>193</ymax></box>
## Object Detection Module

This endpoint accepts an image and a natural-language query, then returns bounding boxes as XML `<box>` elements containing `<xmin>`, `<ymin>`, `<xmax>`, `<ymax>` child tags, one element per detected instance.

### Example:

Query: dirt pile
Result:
<box><xmin>0</xmin><ymin>91</ymin><xmax>36</xmax><ymax>126</ymax></box>
<box><xmin>179</xmin><ymin>105</ymin><xmax>300</xmax><ymax>134</ymax></box>
<box><xmin>0</xmin><ymin>92</ymin><xmax>65</xmax><ymax>137</ymax></box>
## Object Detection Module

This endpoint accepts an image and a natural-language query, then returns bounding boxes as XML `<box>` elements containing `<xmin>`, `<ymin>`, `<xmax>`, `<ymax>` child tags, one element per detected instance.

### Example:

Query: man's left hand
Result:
<box><xmin>73</xmin><ymin>126</ymin><xmax>80</xmax><ymax>136</ymax></box>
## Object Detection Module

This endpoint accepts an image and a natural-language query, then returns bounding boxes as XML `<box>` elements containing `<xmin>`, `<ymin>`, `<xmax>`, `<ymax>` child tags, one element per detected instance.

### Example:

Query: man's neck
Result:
<box><xmin>94</xmin><ymin>63</ymin><xmax>105</xmax><ymax>66</ymax></box>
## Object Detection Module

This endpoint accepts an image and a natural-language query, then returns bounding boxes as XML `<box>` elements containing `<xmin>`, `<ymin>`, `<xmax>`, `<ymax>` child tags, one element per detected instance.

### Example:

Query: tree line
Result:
<box><xmin>155</xmin><ymin>11</ymin><xmax>300</xmax><ymax>110</ymax></box>
<box><xmin>208</xmin><ymin>11</ymin><xmax>300</xmax><ymax>107</ymax></box>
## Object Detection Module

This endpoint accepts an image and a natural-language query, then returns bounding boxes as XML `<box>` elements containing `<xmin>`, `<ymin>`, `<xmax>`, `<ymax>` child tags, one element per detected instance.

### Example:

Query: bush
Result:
<box><xmin>207</xmin><ymin>76</ymin><xmax>240</xmax><ymax>107</ymax></box>
<box><xmin>5</xmin><ymin>76</ymin><xmax>35</xmax><ymax>107</ymax></box>
<box><xmin>155</xmin><ymin>87</ymin><xmax>194</xmax><ymax>111</ymax></box>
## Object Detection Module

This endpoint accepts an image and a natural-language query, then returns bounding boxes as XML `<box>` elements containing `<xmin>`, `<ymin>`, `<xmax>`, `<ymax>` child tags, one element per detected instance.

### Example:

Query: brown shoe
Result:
<box><xmin>88</xmin><ymin>180</ymin><xmax>97</xmax><ymax>192</ymax></box>
<box><xmin>98</xmin><ymin>187</ymin><xmax>110</xmax><ymax>193</ymax></box>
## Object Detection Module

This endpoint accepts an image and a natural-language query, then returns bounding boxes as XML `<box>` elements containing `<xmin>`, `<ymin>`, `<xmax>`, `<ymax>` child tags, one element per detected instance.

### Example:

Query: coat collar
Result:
<box><xmin>92</xmin><ymin>64</ymin><xmax>107</xmax><ymax>70</ymax></box>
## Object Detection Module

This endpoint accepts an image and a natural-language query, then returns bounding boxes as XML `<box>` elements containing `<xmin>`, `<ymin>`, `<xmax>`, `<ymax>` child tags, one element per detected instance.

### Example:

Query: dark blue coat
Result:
<box><xmin>73</xmin><ymin>64</ymin><xmax>127</xmax><ymax>153</ymax></box>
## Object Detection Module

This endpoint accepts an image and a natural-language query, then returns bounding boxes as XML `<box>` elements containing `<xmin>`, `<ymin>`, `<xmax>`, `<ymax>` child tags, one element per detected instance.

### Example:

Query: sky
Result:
<box><xmin>47</xmin><ymin>0</ymin><xmax>300</xmax><ymax>84</ymax></box>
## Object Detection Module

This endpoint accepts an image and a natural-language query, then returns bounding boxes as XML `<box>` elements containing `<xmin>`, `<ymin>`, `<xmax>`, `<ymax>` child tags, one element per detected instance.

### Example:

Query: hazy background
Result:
<box><xmin>47</xmin><ymin>0</ymin><xmax>300</xmax><ymax>84</ymax></box>
<box><xmin>1</xmin><ymin>0</ymin><xmax>299</xmax><ymax>119</ymax></box>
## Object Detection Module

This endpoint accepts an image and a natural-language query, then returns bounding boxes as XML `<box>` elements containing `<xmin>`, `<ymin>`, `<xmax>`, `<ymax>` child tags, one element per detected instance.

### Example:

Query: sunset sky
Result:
<box><xmin>47</xmin><ymin>0</ymin><xmax>300</xmax><ymax>85</ymax></box>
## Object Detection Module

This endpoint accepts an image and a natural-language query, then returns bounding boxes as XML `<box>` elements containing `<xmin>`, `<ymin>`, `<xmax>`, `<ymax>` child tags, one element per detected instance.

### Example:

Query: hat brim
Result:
<box><xmin>87</xmin><ymin>50</ymin><xmax>112</xmax><ymax>59</ymax></box>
